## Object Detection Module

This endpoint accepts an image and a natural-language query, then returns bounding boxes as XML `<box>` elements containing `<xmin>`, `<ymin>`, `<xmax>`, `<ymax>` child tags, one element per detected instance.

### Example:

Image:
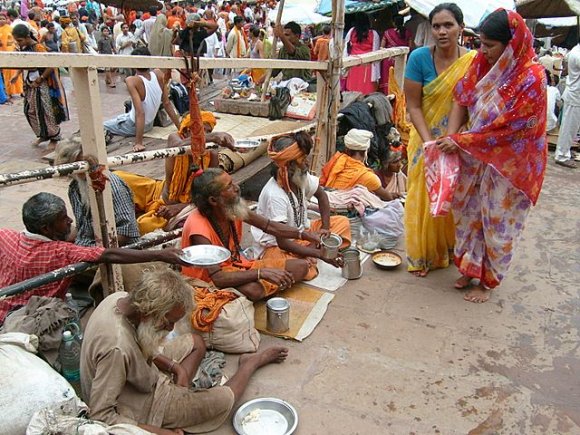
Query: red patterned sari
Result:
<box><xmin>448</xmin><ymin>10</ymin><xmax>547</xmax><ymax>289</ymax></box>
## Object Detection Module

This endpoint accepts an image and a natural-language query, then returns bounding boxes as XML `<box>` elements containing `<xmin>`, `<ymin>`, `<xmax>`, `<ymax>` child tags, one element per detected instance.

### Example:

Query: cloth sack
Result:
<box><xmin>1</xmin><ymin>296</ymin><xmax>76</xmax><ymax>370</ymax></box>
<box><xmin>177</xmin><ymin>279</ymin><xmax>260</xmax><ymax>354</ymax></box>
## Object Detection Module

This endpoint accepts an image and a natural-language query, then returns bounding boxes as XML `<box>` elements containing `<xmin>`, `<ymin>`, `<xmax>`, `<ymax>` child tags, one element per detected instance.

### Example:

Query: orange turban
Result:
<box><xmin>267</xmin><ymin>141</ymin><xmax>307</xmax><ymax>192</ymax></box>
<box><xmin>178</xmin><ymin>111</ymin><xmax>217</xmax><ymax>138</ymax></box>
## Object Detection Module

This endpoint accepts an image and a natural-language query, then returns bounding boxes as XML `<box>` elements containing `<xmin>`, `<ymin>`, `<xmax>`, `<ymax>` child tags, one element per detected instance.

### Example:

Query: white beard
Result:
<box><xmin>136</xmin><ymin>319</ymin><xmax>168</xmax><ymax>360</ymax></box>
<box><xmin>225</xmin><ymin>197</ymin><xmax>250</xmax><ymax>221</ymax></box>
<box><xmin>291</xmin><ymin>168</ymin><xmax>308</xmax><ymax>191</ymax></box>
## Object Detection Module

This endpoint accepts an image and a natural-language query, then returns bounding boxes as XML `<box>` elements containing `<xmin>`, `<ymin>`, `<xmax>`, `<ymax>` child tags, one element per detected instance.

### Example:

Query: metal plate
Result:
<box><xmin>179</xmin><ymin>245</ymin><xmax>231</xmax><ymax>268</ymax></box>
<box><xmin>233</xmin><ymin>397</ymin><xmax>298</xmax><ymax>435</ymax></box>
<box><xmin>235</xmin><ymin>140</ymin><xmax>261</xmax><ymax>154</ymax></box>
<box><xmin>372</xmin><ymin>251</ymin><xmax>403</xmax><ymax>270</ymax></box>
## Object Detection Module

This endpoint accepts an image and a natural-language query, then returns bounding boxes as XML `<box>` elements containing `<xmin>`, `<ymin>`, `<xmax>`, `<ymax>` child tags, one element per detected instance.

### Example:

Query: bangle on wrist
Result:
<box><xmin>264</xmin><ymin>219</ymin><xmax>271</xmax><ymax>233</ymax></box>
<box><xmin>257</xmin><ymin>269</ymin><xmax>261</xmax><ymax>280</ymax></box>
<box><xmin>298</xmin><ymin>229</ymin><xmax>303</xmax><ymax>240</ymax></box>
<box><xmin>168</xmin><ymin>359</ymin><xmax>176</xmax><ymax>373</ymax></box>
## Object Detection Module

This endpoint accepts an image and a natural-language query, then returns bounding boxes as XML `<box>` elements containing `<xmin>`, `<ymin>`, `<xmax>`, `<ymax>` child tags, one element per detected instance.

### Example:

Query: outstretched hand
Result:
<box><xmin>159</xmin><ymin>248</ymin><xmax>189</xmax><ymax>266</ymax></box>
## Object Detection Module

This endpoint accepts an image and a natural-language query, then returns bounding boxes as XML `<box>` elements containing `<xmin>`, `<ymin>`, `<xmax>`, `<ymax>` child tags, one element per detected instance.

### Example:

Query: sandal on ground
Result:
<box><xmin>555</xmin><ymin>159</ymin><xmax>577</xmax><ymax>169</ymax></box>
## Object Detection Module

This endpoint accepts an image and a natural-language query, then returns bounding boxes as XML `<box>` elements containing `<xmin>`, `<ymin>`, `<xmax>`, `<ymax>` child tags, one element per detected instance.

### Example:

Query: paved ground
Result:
<box><xmin>1</xmin><ymin>74</ymin><xmax>580</xmax><ymax>434</ymax></box>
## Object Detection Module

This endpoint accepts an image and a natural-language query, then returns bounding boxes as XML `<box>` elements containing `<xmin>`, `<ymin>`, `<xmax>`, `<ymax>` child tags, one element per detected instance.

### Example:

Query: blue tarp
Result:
<box><xmin>317</xmin><ymin>0</ymin><xmax>398</xmax><ymax>16</ymax></box>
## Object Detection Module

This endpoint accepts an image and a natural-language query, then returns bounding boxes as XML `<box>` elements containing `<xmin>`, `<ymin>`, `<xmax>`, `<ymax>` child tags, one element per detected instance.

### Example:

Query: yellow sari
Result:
<box><xmin>0</xmin><ymin>24</ymin><xmax>23</xmax><ymax>96</ymax></box>
<box><xmin>405</xmin><ymin>50</ymin><xmax>476</xmax><ymax>272</ymax></box>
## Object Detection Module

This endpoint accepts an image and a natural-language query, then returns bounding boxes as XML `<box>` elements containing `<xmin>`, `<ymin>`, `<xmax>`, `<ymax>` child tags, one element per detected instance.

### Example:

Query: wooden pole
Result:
<box><xmin>325</xmin><ymin>0</ymin><xmax>346</xmax><ymax>162</ymax></box>
<box><xmin>260</xmin><ymin>0</ymin><xmax>286</xmax><ymax>102</ymax></box>
<box><xmin>69</xmin><ymin>66</ymin><xmax>124</xmax><ymax>296</ymax></box>
<box><xmin>311</xmin><ymin>71</ymin><xmax>330</xmax><ymax>174</ymax></box>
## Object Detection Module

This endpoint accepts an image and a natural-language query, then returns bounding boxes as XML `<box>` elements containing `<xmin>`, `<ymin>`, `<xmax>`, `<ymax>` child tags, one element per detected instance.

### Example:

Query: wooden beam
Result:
<box><xmin>342</xmin><ymin>47</ymin><xmax>409</xmax><ymax>68</ymax></box>
<box><xmin>69</xmin><ymin>66</ymin><xmax>124</xmax><ymax>296</ymax></box>
<box><xmin>0</xmin><ymin>52</ymin><xmax>326</xmax><ymax>70</ymax></box>
<box><xmin>311</xmin><ymin>71</ymin><xmax>330</xmax><ymax>174</ymax></box>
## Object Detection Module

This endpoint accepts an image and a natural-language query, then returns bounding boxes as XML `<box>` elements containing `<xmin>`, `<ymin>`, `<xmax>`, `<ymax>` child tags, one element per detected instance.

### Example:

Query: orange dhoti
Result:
<box><xmin>260</xmin><ymin>215</ymin><xmax>352</xmax><ymax>281</ymax></box>
<box><xmin>222</xmin><ymin>258</ymin><xmax>287</xmax><ymax>297</ymax></box>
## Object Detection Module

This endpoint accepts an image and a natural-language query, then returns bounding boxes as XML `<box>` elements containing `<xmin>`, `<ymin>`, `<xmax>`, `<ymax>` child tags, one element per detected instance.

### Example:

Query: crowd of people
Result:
<box><xmin>0</xmin><ymin>0</ymin><xmax>571</xmax><ymax>432</ymax></box>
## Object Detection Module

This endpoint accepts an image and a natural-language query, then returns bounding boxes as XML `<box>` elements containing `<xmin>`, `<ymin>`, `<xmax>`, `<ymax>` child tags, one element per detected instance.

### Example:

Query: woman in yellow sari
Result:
<box><xmin>0</xmin><ymin>12</ymin><xmax>23</xmax><ymax>101</ymax></box>
<box><xmin>403</xmin><ymin>3</ymin><xmax>476</xmax><ymax>276</ymax></box>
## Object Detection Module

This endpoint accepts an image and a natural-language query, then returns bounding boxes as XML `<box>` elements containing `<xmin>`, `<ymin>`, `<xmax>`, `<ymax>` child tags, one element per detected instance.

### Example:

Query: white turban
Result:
<box><xmin>344</xmin><ymin>129</ymin><xmax>373</xmax><ymax>151</ymax></box>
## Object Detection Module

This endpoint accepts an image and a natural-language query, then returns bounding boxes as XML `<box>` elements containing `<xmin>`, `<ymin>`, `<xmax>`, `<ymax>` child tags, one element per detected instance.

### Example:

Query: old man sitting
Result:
<box><xmin>181</xmin><ymin>168</ymin><xmax>321</xmax><ymax>301</ymax></box>
<box><xmin>81</xmin><ymin>268</ymin><xmax>288</xmax><ymax>433</ymax></box>
<box><xmin>252</xmin><ymin>132</ymin><xmax>351</xmax><ymax>280</ymax></box>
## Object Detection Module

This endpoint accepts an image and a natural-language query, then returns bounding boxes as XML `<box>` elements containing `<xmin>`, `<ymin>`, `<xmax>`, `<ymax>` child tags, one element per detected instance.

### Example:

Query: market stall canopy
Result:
<box><xmin>405</xmin><ymin>0</ymin><xmax>516</xmax><ymax>28</ymax></box>
<box><xmin>98</xmin><ymin>0</ymin><xmax>162</xmax><ymax>10</ymax></box>
<box><xmin>317</xmin><ymin>0</ymin><xmax>398</xmax><ymax>16</ymax></box>
<box><xmin>268</xmin><ymin>0</ymin><xmax>331</xmax><ymax>24</ymax></box>
<box><xmin>516</xmin><ymin>0</ymin><xmax>580</xmax><ymax>18</ymax></box>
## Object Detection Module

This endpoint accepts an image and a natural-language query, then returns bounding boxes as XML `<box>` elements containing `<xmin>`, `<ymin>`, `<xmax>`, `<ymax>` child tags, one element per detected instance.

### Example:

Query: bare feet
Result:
<box><xmin>31</xmin><ymin>138</ymin><xmax>46</xmax><ymax>147</ymax></box>
<box><xmin>239</xmin><ymin>346</ymin><xmax>289</xmax><ymax>369</ymax></box>
<box><xmin>455</xmin><ymin>275</ymin><xmax>473</xmax><ymax>289</ymax></box>
<box><xmin>411</xmin><ymin>268</ymin><xmax>429</xmax><ymax>277</ymax></box>
<box><xmin>133</xmin><ymin>143</ymin><xmax>146</xmax><ymax>152</ymax></box>
<box><xmin>464</xmin><ymin>286</ymin><xmax>492</xmax><ymax>303</ymax></box>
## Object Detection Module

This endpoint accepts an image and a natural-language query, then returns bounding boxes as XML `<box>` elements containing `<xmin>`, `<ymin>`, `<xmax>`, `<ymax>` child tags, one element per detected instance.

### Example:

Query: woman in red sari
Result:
<box><xmin>436</xmin><ymin>9</ymin><xmax>547</xmax><ymax>303</ymax></box>
<box><xmin>379</xmin><ymin>15</ymin><xmax>412</xmax><ymax>94</ymax></box>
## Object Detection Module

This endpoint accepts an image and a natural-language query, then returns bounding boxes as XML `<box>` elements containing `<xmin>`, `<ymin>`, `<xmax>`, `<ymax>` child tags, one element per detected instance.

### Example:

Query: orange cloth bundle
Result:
<box><xmin>191</xmin><ymin>287</ymin><xmax>239</xmax><ymax>332</ymax></box>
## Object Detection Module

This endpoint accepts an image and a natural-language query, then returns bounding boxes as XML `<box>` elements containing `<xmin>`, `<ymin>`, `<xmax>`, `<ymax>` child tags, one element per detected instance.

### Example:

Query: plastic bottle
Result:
<box><xmin>65</xmin><ymin>292</ymin><xmax>83</xmax><ymax>342</ymax></box>
<box><xmin>59</xmin><ymin>330</ymin><xmax>82</xmax><ymax>394</ymax></box>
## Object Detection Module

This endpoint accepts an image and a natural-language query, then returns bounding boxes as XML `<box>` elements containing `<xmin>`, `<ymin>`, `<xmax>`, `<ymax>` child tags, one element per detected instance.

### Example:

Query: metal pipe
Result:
<box><xmin>0</xmin><ymin>229</ymin><xmax>183</xmax><ymax>298</ymax></box>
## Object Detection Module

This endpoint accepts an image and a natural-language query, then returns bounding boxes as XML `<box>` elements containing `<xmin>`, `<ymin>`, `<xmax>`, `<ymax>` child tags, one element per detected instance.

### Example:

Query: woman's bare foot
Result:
<box><xmin>239</xmin><ymin>346</ymin><xmax>289</xmax><ymax>369</ymax></box>
<box><xmin>464</xmin><ymin>286</ymin><xmax>492</xmax><ymax>303</ymax></box>
<box><xmin>455</xmin><ymin>275</ymin><xmax>473</xmax><ymax>289</ymax></box>
<box><xmin>31</xmin><ymin>138</ymin><xmax>46</xmax><ymax>147</ymax></box>
<box><xmin>411</xmin><ymin>268</ymin><xmax>429</xmax><ymax>277</ymax></box>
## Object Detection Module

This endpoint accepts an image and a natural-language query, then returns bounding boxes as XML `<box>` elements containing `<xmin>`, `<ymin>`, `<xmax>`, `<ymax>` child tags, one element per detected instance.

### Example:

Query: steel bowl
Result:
<box><xmin>235</xmin><ymin>139</ymin><xmax>261</xmax><ymax>154</ymax></box>
<box><xmin>372</xmin><ymin>251</ymin><xmax>403</xmax><ymax>270</ymax></box>
<box><xmin>233</xmin><ymin>397</ymin><xmax>298</xmax><ymax>435</ymax></box>
<box><xmin>179</xmin><ymin>245</ymin><xmax>231</xmax><ymax>268</ymax></box>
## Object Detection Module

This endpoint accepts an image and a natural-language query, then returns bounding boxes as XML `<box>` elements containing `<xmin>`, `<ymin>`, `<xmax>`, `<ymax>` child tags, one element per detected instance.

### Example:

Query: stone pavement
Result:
<box><xmin>1</xmin><ymin>75</ymin><xmax>580</xmax><ymax>434</ymax></box>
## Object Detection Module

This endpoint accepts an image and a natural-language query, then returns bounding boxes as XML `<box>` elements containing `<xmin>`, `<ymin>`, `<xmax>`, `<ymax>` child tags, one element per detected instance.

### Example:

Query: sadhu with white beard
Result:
<box><xmin>54</xmin><ymin>138</ymin><xmax>140</xmax><ymax>247</ymax></box>
<box><xmin>181</xmin><ymin>168</ymin><xmax>322</xmax><ymax>301</ymax></box>
<box><xmin>252</xmin><ymin>132</ymin><xmax>351</xmax><ymax>280</ymax></box>
<box><xmin>81</xmin><ymin>268</ymin><xmax>289</xmax><ymax>433</ymax></box>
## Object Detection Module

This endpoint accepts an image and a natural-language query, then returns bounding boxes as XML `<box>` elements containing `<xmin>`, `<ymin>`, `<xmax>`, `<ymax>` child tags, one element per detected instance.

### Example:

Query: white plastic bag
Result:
<box><xmin>0</xmin><ymin>333</ymin><xmax>77</xmax><ymax>434</ymax></box>
<box><xmin>361</xmin><ymin>200</ymin><xmax>405</xmax><ymax>239</ymax></box>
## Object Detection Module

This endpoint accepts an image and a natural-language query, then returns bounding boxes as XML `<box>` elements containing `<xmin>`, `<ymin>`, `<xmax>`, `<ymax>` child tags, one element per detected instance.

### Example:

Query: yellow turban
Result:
<box><xmin>178</xmin><ymin>111</ymin><xmax>217</xmax><ymax>138</ymax></box>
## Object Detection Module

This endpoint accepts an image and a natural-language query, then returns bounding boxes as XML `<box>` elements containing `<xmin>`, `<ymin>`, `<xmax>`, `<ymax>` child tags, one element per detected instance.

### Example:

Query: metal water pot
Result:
<box><xmin>341</xmin><ymin>248</ymin><xmax>362</xmax><ymax>280</ymax></box>
<box><xmin>266</xmin><ymin>297</ymin><xmax>290</xmax><ymax>333</ymax></box>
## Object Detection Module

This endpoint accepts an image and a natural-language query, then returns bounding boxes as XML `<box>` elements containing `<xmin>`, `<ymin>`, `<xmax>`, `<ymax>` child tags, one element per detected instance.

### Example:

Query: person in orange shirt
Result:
<box><xmin>167</xmin><ymin>8</ymin><xmax>180</xmax><ymax>29</ymax></box>
<box><xmin>313</xmin><ymin>25</ymin><xmax>331</xmax><ymax>61</ymax></box>
<box><xmin>0</xmin><ymin>13</ymin><xmax>23</xmax><ymax>101</ymax></box>
<box><xmin>320</xmin><ymin>129</ymin><xmax>400</xmax><ymax>201</ymax></box>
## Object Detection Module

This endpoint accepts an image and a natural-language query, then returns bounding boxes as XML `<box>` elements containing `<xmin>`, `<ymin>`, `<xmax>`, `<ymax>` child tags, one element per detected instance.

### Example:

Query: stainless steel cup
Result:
<box><xmin>321</xmin><ymin>233</ymin><xmax>343</xmax><ymax>259</ymax></box>
<box><xmin>266</xmin><ymin>297</ymin><xmax>290</xmax><ymax>333</ymax></box>
<box><xmin>341</xmin><ymin>248</ymin><xmax>362</xmax><ymax>279</ymax></box>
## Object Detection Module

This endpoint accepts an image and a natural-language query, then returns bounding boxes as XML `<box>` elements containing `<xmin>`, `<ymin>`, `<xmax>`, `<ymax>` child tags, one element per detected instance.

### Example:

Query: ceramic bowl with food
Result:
<box><xmin>372</xmin><ymin>251</ymin><xmax>403</xmax><ymax>270</ymax></box>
